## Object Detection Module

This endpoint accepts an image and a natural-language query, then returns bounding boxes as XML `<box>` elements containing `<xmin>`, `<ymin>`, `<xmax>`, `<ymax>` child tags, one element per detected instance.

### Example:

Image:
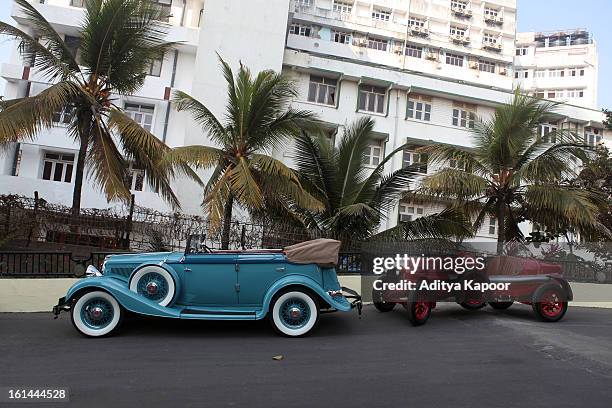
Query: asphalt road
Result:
<box><xmin>1</xmin><ymin>304</ymin><xmax>612</xmax><ymax>408</ymax></box>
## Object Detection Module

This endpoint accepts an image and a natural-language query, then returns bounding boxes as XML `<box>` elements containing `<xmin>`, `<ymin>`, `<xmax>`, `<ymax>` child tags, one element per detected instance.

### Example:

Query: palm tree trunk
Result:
<box><xmin>497</xmin><ymin>200</ymin><xmax>506</xmax><ymax>255</ymax></box>
<box><xmin>221</xmin><ymin>194</ymin><xmax>234</xmax><ymax>250</ymax></box>
<box><xmin>71</xmin><ymin>134</ymin><xmax>88</xmax><ymax>217</ymax></box>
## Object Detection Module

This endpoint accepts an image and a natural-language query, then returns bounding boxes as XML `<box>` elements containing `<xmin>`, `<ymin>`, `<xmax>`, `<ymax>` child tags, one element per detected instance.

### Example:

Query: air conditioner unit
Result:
<box><xmin>425</xmin><ymin>53</ymin><xmax>438</xmax><ymax>61</ymax></box>
<box><xmin>469</xmin><ymin>62</ymin><xmax>479</xmax><ymax>69</ymax></box>
<box><xmin>410</xmin><ymin>25</ymin><xmax>422</xmax><ymax>33</ymax></box>
<box><xmin>499</xmin><ymin>69</ymin><xmax>508</xmax><ymax>76</ymax></box>
<box><xmin>394</xmin><ymin>46</ymin><xmax>404</xmax><ymax>54</ymax></box>
<box><xmin>354</xmin><ymin>39</ymin><xmax>368</xmax><ymax>47</ymax></box>
<box><xmin>451</xmin><ymin>7</ymin><xmax>472</xmax><ymax>17</ymax></box>
<box><xmin>451</xmin><ymin>34</ymin><xmax>470</xmax><ymax>44</ymax></box>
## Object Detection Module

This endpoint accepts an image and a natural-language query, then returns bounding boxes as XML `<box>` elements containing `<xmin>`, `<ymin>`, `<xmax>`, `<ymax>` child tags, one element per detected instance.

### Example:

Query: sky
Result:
<box><xmin>0</xmin><ymin>0</ymin><xmax>610</xmax><ymax>108</ymax></box>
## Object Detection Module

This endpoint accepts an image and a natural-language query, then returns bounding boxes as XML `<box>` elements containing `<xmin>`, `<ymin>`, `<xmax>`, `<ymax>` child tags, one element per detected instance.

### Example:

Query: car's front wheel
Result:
<box><xmin>270</xmin><ymin>290</ymin><xmax>319</xmax><ymax>337</ymax></box>
<box><xmin>71</xmin><ymin>291</ymin><xmax>123</xmax><ymax>337</ymax></box>
<box><xmin>532</xmin><ymin>284</ymin><xmax>568</xmax><ymax>322</ymax></box>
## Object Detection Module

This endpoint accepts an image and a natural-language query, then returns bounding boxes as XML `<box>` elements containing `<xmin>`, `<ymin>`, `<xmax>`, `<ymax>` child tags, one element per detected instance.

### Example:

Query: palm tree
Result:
<box><xmin>166</xmin><ymin>58</ymin><xmax>322</xmax><ymax>249</ymax></box>
<box><xmin>419</xmin><ymin>91</ymin><xmax>607</xmax><ymax>253</ymax></box>
<box><xmin>292</xmin><ymin>117</ymin><xmax>472</xmax><ymax>242</ymax></box>
<box><xmin>0</xmin><ymin>0</ymin><xmax>193</xmax><ymax>215</ymax></box>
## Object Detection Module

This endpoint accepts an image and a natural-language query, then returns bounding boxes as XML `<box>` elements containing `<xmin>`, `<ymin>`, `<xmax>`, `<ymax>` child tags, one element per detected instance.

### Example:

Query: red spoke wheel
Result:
<box><xmin>406</xmin><ymin>288</ymin><xmax>431</xmax><ymax>326</ymax></box>
<box><xmin>460</xmin><ymin>298</ymin><xmax>487</xmax><ymax>310</ymax></box>
<box><xmin>532</xmin><ymin>283</ymin><xmax>568</xmax><ymax>322</ymax></box>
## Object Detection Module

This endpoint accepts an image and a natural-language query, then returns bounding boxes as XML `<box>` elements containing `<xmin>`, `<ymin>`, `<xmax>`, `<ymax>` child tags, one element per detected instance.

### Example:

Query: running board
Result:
<box><xmin>180</xmin><ymin>309</ymin><xmax>256</xmax><ymax>316</ymax></box>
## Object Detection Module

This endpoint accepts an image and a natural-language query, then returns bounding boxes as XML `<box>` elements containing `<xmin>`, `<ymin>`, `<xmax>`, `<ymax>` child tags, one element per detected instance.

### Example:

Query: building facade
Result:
<box><xmin>514</xmin><ymin>29</ymin><xmax>599</xmax><ymax>109</ymax></box>
<box><xmin>0</xmin><ymin>0</ymin><xmax>609</xmax><ymax>241</ymax></box>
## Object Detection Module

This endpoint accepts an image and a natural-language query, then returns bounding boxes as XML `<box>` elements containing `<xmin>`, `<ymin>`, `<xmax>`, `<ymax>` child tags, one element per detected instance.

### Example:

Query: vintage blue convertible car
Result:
<box><xmin>53</xmin><ymin>238</ymin><xmax>361</xmax><ymax>337</ymax></box>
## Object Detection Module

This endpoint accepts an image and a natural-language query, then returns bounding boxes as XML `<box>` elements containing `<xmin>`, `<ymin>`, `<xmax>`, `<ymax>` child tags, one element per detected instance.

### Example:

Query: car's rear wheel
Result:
<box><xmin>489</xmin><ymin>301</ymin><xmax>513</xmax><ymax>310</ymax></box>
<box><xmin>129</xmin><ymin>266</ymin><xmax>175</xmax><ymax>307</ymax></box>
<box><xmin>372</xmin><ymin>287</ymin><xmax>395</xmax><ymax>313</ymax></box>
<box><xmin>270</xmin><ymin>290</ymin><xmax>319</xmax><ymax>337</ymax></box>
<box><xmin>406</xmin><ymin>288</ymin><xmax>431</xmax><ymax>326</ymax></box>
<box><xmin>532</xmin><ymin>284</ymin><xmax>568</xmax><ymax>322</ymax></box>
<box><xmin>71</xmin><ymin>291</ymin><xmax>123</xmax><ymax>337</ymax></box>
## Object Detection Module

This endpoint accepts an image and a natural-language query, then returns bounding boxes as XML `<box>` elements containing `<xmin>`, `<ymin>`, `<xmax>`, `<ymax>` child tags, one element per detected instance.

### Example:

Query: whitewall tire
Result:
<box><xmin>71</xmin><ymin>291</ymin><xmax>122</xmax><ymax>337</ymax></box>
<box><xmin>270</xmin><ymin>290</ymin><xmax>319</xmax><ymax>337</ymax></box>
<box><xmin>129</xmin><ymin>266</ymin><xmax>176</xmax><ymax>307</ymax></box>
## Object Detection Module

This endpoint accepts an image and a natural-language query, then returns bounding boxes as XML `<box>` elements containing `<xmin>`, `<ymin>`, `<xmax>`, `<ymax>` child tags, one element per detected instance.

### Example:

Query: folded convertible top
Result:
<box><xmin>284</xmin><ymin>238</ymin><xmax>341</xmax><ymax>267</ymax></box>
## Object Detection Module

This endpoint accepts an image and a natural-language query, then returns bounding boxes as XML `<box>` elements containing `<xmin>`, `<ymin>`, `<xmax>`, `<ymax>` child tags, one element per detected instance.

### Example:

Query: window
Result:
<box><xmin>307</xmin><ymin>75</ymin><xmax>337</xmax><ymax>106</ymax></box>
<box><xmin>538</xmin><ymin>124</ymin><xmax>558</xmax><ymax>143</ymax></box>
<box><xmin>452</xmin><ymin>108</ymin><xmax>475</xmax><ymax>128</ymax></box>
<box><xmin>64</xmin><ymin>35</ymin><xmax>80</xmax><ymax>59</ymax></box>
<box><xmin>547</xmin><ymin>90</ymin><xmax>562</xmax><ymax>99</ymax></box>
<box><xmin>52</xmin><ymin>105</ymin><xmax>75</xmax><ymax>125</ymax></box>
<box><xmin>332</xmin><ymin>30</ymin><xmax>351</xmax><ymax>44</ymax></box>
<box><xmin>367</xmin><ymin>37</ymin><xmax>388</xmax><ymax>51</ymax></box>
<box><xmin>407</xmin><ymin>98</ymin><xmax>431</xmax><ymax>121</ymax></box>
<box><xmin>358</xmin><ymin>85</ymin><xmax>386</xmax><ymax>114</ymax></box>
<box><xmin>364</xmin><ymin>141</ymin><xmax>383</xmax><ymax>166</ymax></box>
<box><xmin>153</xmin><ymin>0</ymin><xmax>172</xmax><ymax>22</ymax></box>
<box><xmin>565</xmin><ymin>89</ymin><xmax>584</xmax><ymax>98</ymax></box>
<box><xmin>449</xmin><ymin>158</ymin><xmax>468</xmax><ymax>171</ymax></box>
<box><xmin>580</xmin><ymin>69</ymin><xmax>585</xmax><ymax>76</ymax></box>
<box><xmin>403</xmin><ymin>150</ymin><xmax>427</xmax><ymax>174</ymax></box>
<box><xmin>488</xmin><ymin>217</ymin><xmax>497</xmax><ymax>235</ymax></box>
<box><xmin>405</xmin><ymin>44</ymin><xmax>423</xmax><ymax>58</ymax></box>
<box><xmin>483</xmin><ymin>33</ymin><xmax>498</xmax><ymax>45</ymax></box>
<box><xmin>125</xmin><ymin>103</ymin><xmax>154</xmax><ymax>131</ymax></box>
<box><xmin>333</xmin><ymin>1</ymin><xmax>352</xmax><ymax>14</ymax></box>
<box><xmin>515</xmin><ymin>70</ymin><xmax>529</xmax><ymax>79</ymax></box>
<box><xmin>484</xmin><ymin>7</ymin><xmax>499</xmax><ymax>18</ymax></box>
<box><xmin>41</xmin><ymin>152</ymin><xmax>74</xmax><ymax>183</ymax></box>
<box><xmin>398</xmin><ymin>204</ymin><xmax>424</xmax><ymax>223</ymax></box>
<box><xmin>409</xmin><ymin>17</ymin><xmax>425</xmax><ymax>28</ymax></box>
<box><xmin>372</xmin><ymin>9</ymin><xmax>391</xmax><ymax>22</ymax></box>
<box><xmin>535</xmin><ymin>70</ymin><xmax>546</xmax><ymax>78</ymax></box>
<box><xmin>516</xmin><ymin>47</ymin><xmax>528</xmax><ymax>56</ymax></box>
<box><xmin>451</xmin><ymin>0</ymin><xmax>467</xmax><ymax>10</ymax></box>
<box><xmin>70</xmin><ymin>0</ymin><xmax>85</xmax><ymax>7</ymax></box>
<box><xmin>549</xmin><ymin>69</ymin><xmax>565</xmax><ymax>78</ymax></box>
<box><xmin>446</xmin><ymin>53</ymin><xmax>464</xmax><ymax>67</ymax></box>
<box><xmin>450</xmin><ymin>26</ymin><xmax>466</xmax><ymax>37</ymax></box>
<box><xmin>534</xmin><ymin>91</ymin><xmax>545</xmax><ymax>99</ymax></box>
<box><xmin>478</xmin><ymin>60</ymin><xmax>495</xmax><ymax>73</ymax></box>
<box><xmin>147</xmin><ymin>55</ymin><xmax>163</xmax><ymax>77</ymax></box>
<box><xmin>127</xmin><ymin>163</ymin><xmax>145</xmax><ymax>192</ymax></box>
<box><xmin>584</xmin><ymin>131</ymin><xmax>602</xmax><ymax>147</ymax></box>
<box><xmin>289</xmin><ymin>23</ymin><xmax>312</xmax><ymax>37</ymax></box>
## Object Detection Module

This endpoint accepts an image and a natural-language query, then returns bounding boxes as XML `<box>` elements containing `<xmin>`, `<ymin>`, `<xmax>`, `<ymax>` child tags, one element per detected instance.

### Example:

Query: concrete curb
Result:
<box><xmin>1</xmin><ymin>277</ymin><xmax>611</xmax><ymax>312</ymax></box>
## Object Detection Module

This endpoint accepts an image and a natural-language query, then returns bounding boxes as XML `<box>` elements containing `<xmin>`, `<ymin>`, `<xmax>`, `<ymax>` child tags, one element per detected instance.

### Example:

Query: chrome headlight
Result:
<box><xmin>86</xmin><ymin>265</ymin><xmax>103</xmax><ymax>277</ymax></box>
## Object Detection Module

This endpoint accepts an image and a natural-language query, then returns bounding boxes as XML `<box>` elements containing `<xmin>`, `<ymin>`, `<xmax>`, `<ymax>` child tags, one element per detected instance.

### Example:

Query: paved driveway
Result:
<box><xmin>1</xmin><ymin>304</ymin><xmax>612</xmax><ymax>407</ymax></box>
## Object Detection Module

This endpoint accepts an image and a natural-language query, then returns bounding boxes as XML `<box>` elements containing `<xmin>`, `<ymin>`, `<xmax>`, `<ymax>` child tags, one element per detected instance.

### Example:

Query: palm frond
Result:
<box><xmin>172</xmin><ymin>90</ymin><xmax>227</xmax><ymax>145</ymax></box>
<box><xmin>420</xmin><ymin>169</ymin><xmax>488</xmax><ymax>200</ymax></box>
<box><xmin>0</xmin><ymin>81</ymin><xmax>83</xmax><ymax>145</ymax></box>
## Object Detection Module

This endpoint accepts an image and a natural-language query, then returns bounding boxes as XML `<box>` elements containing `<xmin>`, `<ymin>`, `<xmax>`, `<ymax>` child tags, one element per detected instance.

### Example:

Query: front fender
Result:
<box><xmin>65</xmin><ymin>277</ymin><xmax>180</xmax><ymax>319</ymax></box>
<box><xmin>260</xmin><ymin>275</ymin><xmax>352</xmax><ymax>318</ymax></box>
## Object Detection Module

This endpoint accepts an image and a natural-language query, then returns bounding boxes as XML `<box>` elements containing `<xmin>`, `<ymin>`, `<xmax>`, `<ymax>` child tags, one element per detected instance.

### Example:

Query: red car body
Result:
<box><xmin>372</xmin><ymin>254</ymin><xmax>573</xmax><ymax>325</ymax></box>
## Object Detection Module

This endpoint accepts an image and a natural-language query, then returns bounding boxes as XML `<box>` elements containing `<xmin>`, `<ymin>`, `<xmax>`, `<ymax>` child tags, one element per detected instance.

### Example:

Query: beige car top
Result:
<box><xmin>284</xmin><ymin>239</ymin><xmax>342</xmax><ymax>267</ymax></box>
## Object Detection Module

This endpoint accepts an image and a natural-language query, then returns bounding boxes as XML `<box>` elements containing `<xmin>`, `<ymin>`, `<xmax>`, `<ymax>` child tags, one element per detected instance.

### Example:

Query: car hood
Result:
<box><xmin>105</xmin><ymin>252</ymin><xmax>184</xmax><ymax>264</ymax></box>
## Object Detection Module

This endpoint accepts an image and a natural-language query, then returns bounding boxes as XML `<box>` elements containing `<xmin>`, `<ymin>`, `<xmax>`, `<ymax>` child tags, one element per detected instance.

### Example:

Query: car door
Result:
<box><xmin>237</xmin><ymin>254</ymin><xmax>286</xmax><ymax>307</ymax></box>
<box><xmin>178</xmin><ymin>253</ymin><xmax>238</xmax><ymax>306</ymax></box>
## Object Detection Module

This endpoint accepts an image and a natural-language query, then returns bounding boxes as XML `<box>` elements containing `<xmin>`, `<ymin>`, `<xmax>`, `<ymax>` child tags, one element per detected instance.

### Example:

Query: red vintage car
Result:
<box><xmin>371</xmin><ymin>253</ymin><xmax>573</xmax><ymax>326</ymax></box>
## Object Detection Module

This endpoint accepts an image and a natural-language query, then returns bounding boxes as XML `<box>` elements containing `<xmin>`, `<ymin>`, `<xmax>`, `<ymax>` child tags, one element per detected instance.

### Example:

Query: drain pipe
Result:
<box><xmin>161</xmin><ymin>49</ymin><xmax>179</xmax><ymax>144</ymax></box>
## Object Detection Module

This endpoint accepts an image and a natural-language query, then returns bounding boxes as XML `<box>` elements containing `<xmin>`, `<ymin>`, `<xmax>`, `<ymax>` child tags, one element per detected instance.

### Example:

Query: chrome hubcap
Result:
<box><xmin>90</xmin><ymin>307</ymin><xmax>103</xmax><ymax>320</ymax></box>
<box><xmin>289</xmin><ymin>307</ymin><xmax>302</xmax><ymax>319</ymax></box>
<box><xmin>146</xmin><ymin>282</ymin><xmax>158</xmax><ymax>295</ymax></box>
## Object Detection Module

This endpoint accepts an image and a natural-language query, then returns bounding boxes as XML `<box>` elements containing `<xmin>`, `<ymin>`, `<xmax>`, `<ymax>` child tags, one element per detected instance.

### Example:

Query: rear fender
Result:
<box><xmin>65</xmin><ymin>277</ymin><xmax>180</xmax><ymax>318</ymax></box>
<box><xmin>261</xmin><ymin>275</ymin><xmax>352</xmax><ymax>318</ymax></box>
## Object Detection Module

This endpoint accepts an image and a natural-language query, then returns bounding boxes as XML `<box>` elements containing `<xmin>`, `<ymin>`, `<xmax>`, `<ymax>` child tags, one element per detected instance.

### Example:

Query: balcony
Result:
<box><xmin>450</xmin><ymin>34</ymin><xmax>471</xmax><ymax>45</ymax></box>
<box><xmin>451</xmin><ymin>6</ymin><xmax>472</xmax><ymax>18</ymax></box>
<box><xmin>484</xmin><ymin>15</ymin><xmax>504</xmax><ymax>25</ymax></box>
<box><xmin>482</xmin><ymin>41</ymin><xmax>503</xmax><ymax>52</ymax></box>
<box><xmin>409</xmin><ymin>25</ymin><xmax>429</xmax><ymax>37</ymax></box>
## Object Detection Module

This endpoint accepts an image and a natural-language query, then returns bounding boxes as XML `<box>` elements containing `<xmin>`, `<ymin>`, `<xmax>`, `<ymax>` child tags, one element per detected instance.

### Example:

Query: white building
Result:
<box><xmin>514</xmin><ymin>29</ymin><xmax>599</xmax><ymax>109</ymax></box>
<box><xmin>0</xmin><ymin>0</ymin><xmax>610</xmax><ymax>241</ymax></box>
